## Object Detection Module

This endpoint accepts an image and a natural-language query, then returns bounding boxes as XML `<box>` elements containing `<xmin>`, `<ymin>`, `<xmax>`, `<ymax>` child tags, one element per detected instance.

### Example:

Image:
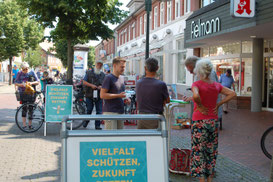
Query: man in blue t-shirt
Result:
<box><xmin>136</xmin><ymin>57</ymin><xmax>170</xmax><ymax>129</ymax></box>
<box><xmin>220</xmin><ymin>69</ymin><xmax>235</xmax><ymax>114</ymax></box>
<box><xmin>12</xmin><ymin>65</ymin><xmax>19</xmax><ymax>84</ymax></box>
<box><xmin>100</xmin><ymin>57</ymin><xmax>128</xmax><ymax>130</ymax></box>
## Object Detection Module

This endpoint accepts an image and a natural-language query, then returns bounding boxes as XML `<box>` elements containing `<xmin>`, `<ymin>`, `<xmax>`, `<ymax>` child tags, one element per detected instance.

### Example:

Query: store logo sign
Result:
<box><xmin>191</xmin><ymin>17</ymin><xmax>221</xmax><ymax>39</ymax></box>
<box><xmin>231</xmin><ymin>0</ymin><xmax>255</xmax><ymax>18</ymax></box>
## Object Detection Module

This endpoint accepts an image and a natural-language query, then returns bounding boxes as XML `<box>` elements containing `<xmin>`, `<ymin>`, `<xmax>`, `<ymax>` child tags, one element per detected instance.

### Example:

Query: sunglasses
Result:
<box><xmin>22</xmin><ymin>68</ymin><xmax>28</xmax><ymax>71</ymax></box>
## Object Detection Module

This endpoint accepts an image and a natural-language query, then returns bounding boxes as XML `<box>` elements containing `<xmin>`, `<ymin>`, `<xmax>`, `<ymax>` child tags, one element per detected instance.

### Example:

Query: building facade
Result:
<box><xmin>184</xmin><ymin>0</ymin><xmax>273</xmax><ymax>112</ymax></box>
<box><xmin>115</xmin><ymin>0</ymin><xmax>201</xmax><ymax>97</ymax></box>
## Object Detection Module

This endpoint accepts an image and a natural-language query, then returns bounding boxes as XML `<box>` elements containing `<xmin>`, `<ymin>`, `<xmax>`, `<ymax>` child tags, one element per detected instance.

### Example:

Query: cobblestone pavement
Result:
<box><xmin>0</xmin><ymin>83</ymin><xmax>270</xmax><ymax>182</ymax></box>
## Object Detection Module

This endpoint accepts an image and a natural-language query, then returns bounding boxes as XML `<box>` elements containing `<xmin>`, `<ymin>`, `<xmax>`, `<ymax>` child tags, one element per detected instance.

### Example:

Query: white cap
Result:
<box><xmin>21</xmin><ymin>62</ymin><xmax>29</xmax><ymax>69</ymax></box>
<box><xmin>96</xmin><ymin>60</ymin><xmax>103</xmax><ymax>64</ymax></box>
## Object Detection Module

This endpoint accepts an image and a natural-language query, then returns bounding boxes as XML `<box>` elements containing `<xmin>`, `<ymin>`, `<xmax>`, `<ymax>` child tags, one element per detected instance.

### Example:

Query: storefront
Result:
<box><xmin>184</xmin><ymin>0</ymin><xmax>273</xmax><ymax>112</ymax></box>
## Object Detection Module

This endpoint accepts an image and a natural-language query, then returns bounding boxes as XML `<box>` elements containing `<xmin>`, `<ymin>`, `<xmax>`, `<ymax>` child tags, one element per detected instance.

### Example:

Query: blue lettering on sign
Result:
<box><xmin>80</xmin><ymin>141</ymin><xmax>147</xmax><ymax>182</ymax></box>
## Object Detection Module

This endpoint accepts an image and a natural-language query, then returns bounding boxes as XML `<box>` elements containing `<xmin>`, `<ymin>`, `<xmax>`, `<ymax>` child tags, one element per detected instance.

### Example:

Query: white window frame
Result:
<box><xmin>175</xmin><ymin>0</ymin><xmax>180</xmax><ymax>18</ymax></box>
<box><xmin>128</xmin><ymin>25</ymin><xmax>131</xmax><ymax>41</ymax></box>
<box><xmin>144</xmin><ymin>14</ymin><xmax>147</xmax><ymax>33</ymax></box>
<box><xmin>140</xmin><ymin>17</ymin><xmax>143</xmax><ymax>35</ymax></box>
<box><xmin>184</xmin><ymin>0</ymin><xmax>191</xmax><ymax>13</ymax></box>
<box><xmin>124</xmin><ymin>29</ymin><xmax>127</xmax><ymax>43</ymax></box>
<box><xmin>132</xmin><ymin>22</ymin><xmax>135</xmax><ymax>39</ymax></box>
<box><xmin>167</xmin><ymin>1</ymin><xmax>172</xmax><ymax>23</ymax></box>
<box><xmin>160</xmin><ymin>2</ymin><xmax>165</xmax><ymax>26</ymax></box>
<box><xmin>154</xmin><ymin>6</ymin><xmax>158</xmax><ymax>28</ymax></box>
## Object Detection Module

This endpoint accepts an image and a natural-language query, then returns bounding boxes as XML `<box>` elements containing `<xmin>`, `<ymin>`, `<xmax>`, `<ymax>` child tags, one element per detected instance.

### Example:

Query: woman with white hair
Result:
<box><xmin>190</xmin><ymin>59</ymin><xmax>236</xmax><ymax>182</ymax></box>
<box><xmin>15</xmin><ymin>62</ymin><xmax>39</xmax><ymax>130</ymax></box>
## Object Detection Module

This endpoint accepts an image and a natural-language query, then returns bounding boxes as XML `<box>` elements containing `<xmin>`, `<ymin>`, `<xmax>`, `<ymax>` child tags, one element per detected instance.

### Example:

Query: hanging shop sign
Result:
<box><xmin>191</xmin><ymin>17</ymin><xmax>221</xmax><ymax>39</ymax></box>
<box><xmin>231</xmin><ymin>0</ymin><xmax>255</xmax><ymax>18</ymax></box>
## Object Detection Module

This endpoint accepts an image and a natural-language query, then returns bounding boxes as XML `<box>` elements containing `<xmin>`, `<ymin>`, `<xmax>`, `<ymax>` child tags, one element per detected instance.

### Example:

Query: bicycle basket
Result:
<box><xmin>21</xmin><ymin>92</ymin><xmax>37</xmax><ymax>103</ymax></box>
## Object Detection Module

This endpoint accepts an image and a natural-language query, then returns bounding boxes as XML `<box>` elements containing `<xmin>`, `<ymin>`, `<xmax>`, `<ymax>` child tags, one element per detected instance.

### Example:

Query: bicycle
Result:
<box><xmin>15</xmin><ymin>91</ymin><xmax>86</xmax><ymax>133</ymax></box>
<box><xmin>260</xmin><ymin>126</ymin><xmax>273</xmax><ymax>159</ymax></box>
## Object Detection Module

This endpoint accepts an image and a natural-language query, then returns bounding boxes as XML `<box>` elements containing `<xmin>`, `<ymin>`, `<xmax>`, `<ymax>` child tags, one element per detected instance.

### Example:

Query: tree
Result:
<box><xmin>17</xmin><ymin>0</ymin><xmax>128</xmax><ymax>84</ymax></box>
<box><xmin>88</xmin><ymin>46</ymin><xmax>95</xmax><ymax>69</ymax></box>
<box><xmin>0</xmin><ymin>0</ymin><xmax>44</xmax><ymax>85</ymax></box>
<box><xmin>24</xmin><ymin>47</ymin><xmax>45</xmax><ymax>68</ymax></box>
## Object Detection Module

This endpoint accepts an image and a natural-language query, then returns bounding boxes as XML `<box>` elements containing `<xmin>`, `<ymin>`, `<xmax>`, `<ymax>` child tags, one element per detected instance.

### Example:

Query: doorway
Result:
<box><xmin>263</xmin><ymin>57</ymin><xmax>273</xmax><ymax>109</ymax></box>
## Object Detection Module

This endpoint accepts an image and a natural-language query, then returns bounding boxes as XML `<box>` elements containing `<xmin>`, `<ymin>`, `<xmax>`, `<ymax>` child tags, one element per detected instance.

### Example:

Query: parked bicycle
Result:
<box><xmin>260</xmin><ymin>126</ymin><xmax>273</xmax><ymax>159</ymax></box>
<box><xmin>15</xmin><ymin>90</ymin><xmax>86</xmax><ymax>133</ymax></box>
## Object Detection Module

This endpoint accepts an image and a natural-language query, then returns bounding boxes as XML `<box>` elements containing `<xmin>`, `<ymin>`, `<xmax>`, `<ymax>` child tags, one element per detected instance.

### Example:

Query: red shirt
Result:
<box><xmin>192</xmin><ymin>80</ymin><xmax>223</xmax><ymax>121</ymax></box>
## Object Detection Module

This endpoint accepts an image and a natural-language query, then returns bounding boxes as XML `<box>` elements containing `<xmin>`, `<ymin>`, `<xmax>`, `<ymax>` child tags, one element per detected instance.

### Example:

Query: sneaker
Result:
<box><xmin>28</xmin><ymin>125</ymin><xmax>35</xmax><ymax>130</ymax></box>
<box><xmin>22</xmin><ymin>126</ymin><xmax>27</xmax><ymax>130</ymax></box>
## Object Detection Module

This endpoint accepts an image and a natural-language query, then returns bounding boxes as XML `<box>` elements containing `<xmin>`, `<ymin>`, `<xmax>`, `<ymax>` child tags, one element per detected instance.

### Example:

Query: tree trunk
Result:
<box><xmin>8</xmin><ymin>57</ymin><xmax>12</xmax><ymax>85</ymax></box>
<box><xmin>66</xmin><ymin>39</ymin><xmax>73</xmax><ymax>85</ymax></box>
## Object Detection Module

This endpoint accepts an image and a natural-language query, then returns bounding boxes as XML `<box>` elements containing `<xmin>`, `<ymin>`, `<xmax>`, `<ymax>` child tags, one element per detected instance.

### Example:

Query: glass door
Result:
<box><xmin>263</xmin><ymin>57</ymin><xmax>273</xmax><ymax>109</ymax></box>
<box><xmin>268</xmin><ymin>58</ymin><xmax>273</xmax><ymax>108</ymax></box>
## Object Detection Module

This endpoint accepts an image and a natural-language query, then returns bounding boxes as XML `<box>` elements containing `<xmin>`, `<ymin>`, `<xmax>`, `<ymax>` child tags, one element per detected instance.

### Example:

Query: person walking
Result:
<box><xmin>219</xmin><ymin>69</ymin><xmax>235</xmax><ymax>114</ymax></box>
<box><xmin>190</xmin><ymin>59</ymin><xmax>236</xmax><ymax>182</ymax></box>
<box><xmin>12</xmin><ymin>65</ymin><xmax>19</xmax><ymax>84</ymax></box>
<box><xmin>100</xmin><ymin>57</ymin><xmax>128</xmax><ymax>130</ymax></box>
<box><xmin>82</xmin><ymin>60</ymin><xmax>105</xmax><ymax>129</ymax></box>
<box><xmin>136</xmin><ymin>57</ymin><xmax>170</xmax><ymax>129</ymax></box>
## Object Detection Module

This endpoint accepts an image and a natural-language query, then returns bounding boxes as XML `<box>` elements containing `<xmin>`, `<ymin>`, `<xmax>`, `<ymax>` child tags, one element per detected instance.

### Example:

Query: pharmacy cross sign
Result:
<box><xmin>231</xmin><ymin>0</ymin><xmax>255</xmax><ymax>18</ymax></box>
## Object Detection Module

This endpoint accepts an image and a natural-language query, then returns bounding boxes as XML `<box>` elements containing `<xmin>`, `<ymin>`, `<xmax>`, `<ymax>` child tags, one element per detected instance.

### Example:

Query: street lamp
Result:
<box><xmin>145</xmin><ymin>0</ymin><xmax>170</xmax><ymax>59</ymax></box>
<box><xmin>145</xmin><ymin>0</ymin><xmax>152</xmax><ymax>59</ymax></box>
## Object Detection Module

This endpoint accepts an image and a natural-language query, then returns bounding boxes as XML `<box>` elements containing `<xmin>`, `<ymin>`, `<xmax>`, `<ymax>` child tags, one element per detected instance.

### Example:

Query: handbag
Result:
<box><xmin>169</xmin><ymin>148</ymin><xmax>191</xmax><ymax>175</ymax></box>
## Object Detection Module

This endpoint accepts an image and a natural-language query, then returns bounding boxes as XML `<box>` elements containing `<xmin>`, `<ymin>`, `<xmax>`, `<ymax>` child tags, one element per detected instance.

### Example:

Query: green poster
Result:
<box><xmin>80</xmin><ymin>141</ymin><xmax>147</xmax><ymax>182</ymax></box>
<box><xmin>45</xmin><ymin>85</ymin><xmax>73</xmax><ymax>122</ymax></box>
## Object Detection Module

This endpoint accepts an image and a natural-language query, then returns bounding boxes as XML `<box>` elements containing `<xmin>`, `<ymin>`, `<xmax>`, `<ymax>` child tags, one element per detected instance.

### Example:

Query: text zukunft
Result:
<box><xmin>191</xmin><ymin>17</ymin><xmax>221</xmax><ymax>39</ymax></box>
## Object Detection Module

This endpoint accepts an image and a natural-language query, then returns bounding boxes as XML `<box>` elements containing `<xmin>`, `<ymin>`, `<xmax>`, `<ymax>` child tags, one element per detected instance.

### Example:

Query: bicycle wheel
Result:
<box><xmin>261</xmin><ymin>126</ymin><xmax>273</xmax><ymax>160</ymax></box>
<box><xmin>66</xmin><ymin>102</ymin><xmax>86</xmax><ymax>130</ymax></box>
<box><xmin>15</xmin><ymin>103</ymin><xmax>44</xmax><ymax>133</ymax></box>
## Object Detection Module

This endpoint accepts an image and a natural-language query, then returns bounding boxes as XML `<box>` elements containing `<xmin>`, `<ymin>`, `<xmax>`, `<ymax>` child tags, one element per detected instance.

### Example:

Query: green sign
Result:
<box><xmin>80</xmin><ymin>141</ymin><xmax>147</xmax><ymax>182</ymax></box>
<box><xmin>45</xmin><ymin>85</ymin><xmax>73</xmax><ymax>122</ymax></box>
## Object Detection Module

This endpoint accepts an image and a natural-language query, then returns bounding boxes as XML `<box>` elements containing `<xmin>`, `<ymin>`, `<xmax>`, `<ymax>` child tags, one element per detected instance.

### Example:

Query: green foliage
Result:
<box><xmin>17</xmin><ymin>0</ymin><xmax>128</xmax><ymax>81</ymax></box>
<box><xmin>88</xmin><ymin>46</ymin><xmax>95</xmax><ymax>68</ymax></box>
<box><xmin>24</xmin><ymin>47</ymin><xmax>45</xmax><ymax>68</ymax></box>
<box><xmin>0</xmin><ymin>0</ymin><xmax>44</xmax><ymax>61</ymax></box>
<box><xmin>0</xmin><ymin>0</ymin><xmax>25</xmax><ymax>61</ymax></box>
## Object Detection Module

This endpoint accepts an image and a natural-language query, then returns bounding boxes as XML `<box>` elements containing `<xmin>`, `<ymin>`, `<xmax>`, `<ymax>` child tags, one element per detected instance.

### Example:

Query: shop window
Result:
<box><xmin>201</xmin><ymin>47</ymin><xmax>209</xmax><ymax>57</ymax></box>
<box><xmin>212</xmin><ymin>58</ymin><xmax>240</xmax><ymax>94</ymax></box>
<box><xmin>242</xmin><ymin>41</ymin><xmax>252</xmax><ymax>53</ymax></box>
<box><xmin>209</xmin><ymin>42</ymin><xmax>240</xmax><ymax>56</ymax></box>
<box><xmin>241</xmin><ymin>58</ymin><xmax>252</xmax><ymax>96</ymax></box>
<box><xmin>177</xmin><ymin>39</ymin><xmax>186</xmax><ymax>84</ymax></box>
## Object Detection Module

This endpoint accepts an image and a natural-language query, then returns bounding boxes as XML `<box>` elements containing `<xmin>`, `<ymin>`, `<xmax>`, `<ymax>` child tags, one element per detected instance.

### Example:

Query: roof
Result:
<box><xmin>39</xmin><ymin>41</ymin><xmax>56</xmax><ymax>54</ymax></box>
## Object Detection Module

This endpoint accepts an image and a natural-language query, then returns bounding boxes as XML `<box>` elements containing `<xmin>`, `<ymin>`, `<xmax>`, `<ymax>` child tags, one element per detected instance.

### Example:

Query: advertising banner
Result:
<box><xmin>73</xmin><ymin>51</ymin><xmax>88</xmax><ymax>78</ymax></box>
<box><xmin>80</xmin><ymin>141</ymin><xmax>147</xmax><ymax>182</ymax></box>
<box><xmin>45</xmin><ymin>85</ymin><xmax>73</xmax><ymax>122</ymax></box>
